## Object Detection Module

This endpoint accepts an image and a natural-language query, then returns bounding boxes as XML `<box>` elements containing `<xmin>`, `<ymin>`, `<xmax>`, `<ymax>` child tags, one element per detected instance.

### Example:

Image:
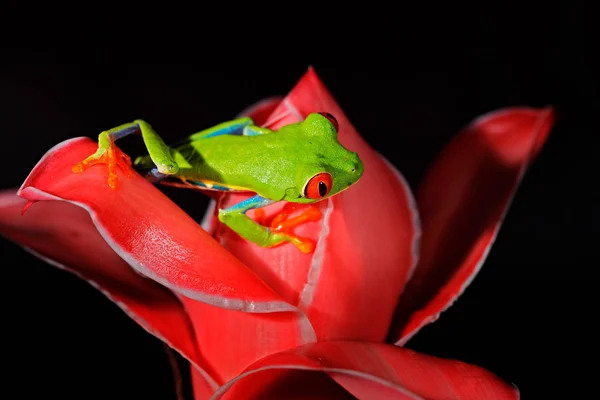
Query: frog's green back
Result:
<box><xmin>137</xmin><ymin>113</ymin><xmax>364</xmax><ymax>202</ymax></box>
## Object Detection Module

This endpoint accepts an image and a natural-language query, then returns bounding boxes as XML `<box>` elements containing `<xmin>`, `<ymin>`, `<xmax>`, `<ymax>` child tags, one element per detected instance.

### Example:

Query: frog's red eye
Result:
<box><xmin>304</xmin><ymin>172</ymin><xmax>332</xmax><ymax>199</ymax></box>
<box><xmin>317</xmin><ymin>112</ymin><xmax>339</xmax><ymax>131</ymax></box>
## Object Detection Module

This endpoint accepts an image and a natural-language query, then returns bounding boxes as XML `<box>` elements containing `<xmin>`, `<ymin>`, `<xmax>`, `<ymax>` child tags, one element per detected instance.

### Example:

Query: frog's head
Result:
<box><xmin>285</xmin><ymin>112</ymin><xmax>364</xmax><ymax>203</ymax></box>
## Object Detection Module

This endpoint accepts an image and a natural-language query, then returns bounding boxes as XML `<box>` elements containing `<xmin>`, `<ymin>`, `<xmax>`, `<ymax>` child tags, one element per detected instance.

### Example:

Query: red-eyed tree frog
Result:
<box><xmin>72</xmin><ymin>112</ymin><xmax>364</xmax><ymax>253</ymax></box>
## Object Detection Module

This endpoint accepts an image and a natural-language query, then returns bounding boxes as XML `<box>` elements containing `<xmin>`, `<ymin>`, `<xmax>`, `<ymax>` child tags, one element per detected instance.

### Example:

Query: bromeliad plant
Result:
<box><xmin>0</xmin><ymin>68</ymin><xmax>553</xmax><ymax>399</ymax></box>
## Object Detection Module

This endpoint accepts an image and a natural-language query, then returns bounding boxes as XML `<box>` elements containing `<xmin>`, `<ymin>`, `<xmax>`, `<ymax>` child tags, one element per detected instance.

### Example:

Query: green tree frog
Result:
<box><xmin>73</xmin><ymin>112</ymin><xmax>364</xmax><ymax>253</ymax></box>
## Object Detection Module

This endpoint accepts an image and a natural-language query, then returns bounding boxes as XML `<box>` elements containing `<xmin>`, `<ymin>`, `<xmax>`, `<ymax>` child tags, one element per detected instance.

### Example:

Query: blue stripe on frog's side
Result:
<box><xmin>189</xmin><ymin>180</ymin><xmax>208</xmax><ymax>188</ymax></box>
<box><xmin>144</xmin><ymin>169</ymin><xmax>247</xmax><ymax>193</ymax></box>
<box><xmin>211</xmin><ymin>183</ymin><xmax>233</xmax><ymax>191</ymax></box>
<box><xmin>187</xmin><ymin>180</ymin><xmax>231</xmax><ymax>191</ymax></box>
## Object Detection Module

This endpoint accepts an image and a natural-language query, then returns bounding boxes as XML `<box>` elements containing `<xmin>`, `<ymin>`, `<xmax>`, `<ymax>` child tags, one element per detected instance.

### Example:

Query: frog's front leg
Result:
<box><xmin>218</xmin><ymin>195</ymin><xmax>321</xmax><ymax>254</ymax></box>
<box><xmin>73</xmin><ymin>120</ymin><xmax>178</xmax><ymax>189</ymax></box>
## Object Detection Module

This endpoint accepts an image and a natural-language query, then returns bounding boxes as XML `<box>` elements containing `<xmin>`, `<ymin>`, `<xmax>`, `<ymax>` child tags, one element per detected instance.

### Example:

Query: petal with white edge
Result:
<box><xmin>213</xmin><ymin>341</ymin><xmax>519</xmax><ymax>400</ymax></box>
<box><xmin>17</xmin><ymin>137</ymin><xmax>294</xmax><ymax>313</ymax></box>
<box><xmin>0</xmin><ymin>189</ymin><xmax>218</xmax><ymax>392</ymax></box>
<box><xmin>390</xmin><ymin>107</ymin><xmax>555</xmax><ymax>344</ymax></box>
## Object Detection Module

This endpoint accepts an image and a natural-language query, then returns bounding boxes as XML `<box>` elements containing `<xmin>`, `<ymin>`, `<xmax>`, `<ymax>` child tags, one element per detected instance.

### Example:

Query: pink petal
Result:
<box><xmin>0</xmin><ymin>189</ymin><xmax>218</xmax><ymax>392</ymax></box>
<box><xmin>213</xmin><ymin>341</ymin><xmax>519</xmax><ymax>400</ymax></box>
<box><xmin>17</xmin><ymin>137</ymin><xmax>294</xmax><ymax>312</ymax></box>
<box><xmin>208</xmin><ymin>68</ymin><xmax>420</xmax><ymax>342</ymax></box>
<box><xmin>391</xmin><ymin>107</ymin><xmax>555</xmax><ymax>344</ymax></box>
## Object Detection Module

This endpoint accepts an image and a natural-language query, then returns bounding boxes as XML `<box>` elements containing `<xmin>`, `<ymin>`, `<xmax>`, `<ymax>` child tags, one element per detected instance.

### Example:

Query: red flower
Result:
<box><xmin>0</xmin><ymin>68</ymin><xmax>553</xmax><ymax>399</ymax></box>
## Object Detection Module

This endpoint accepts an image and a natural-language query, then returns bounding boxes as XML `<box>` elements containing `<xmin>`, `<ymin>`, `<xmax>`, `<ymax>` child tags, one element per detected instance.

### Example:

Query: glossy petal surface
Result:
<box><xmin>391</xmin><ymin>107</ymin><xmax>554</xmax><ymax>344</ymax></box>
<box><xmin>213</xmin><ymin>341</ymin><xmax>519</xmax><ymax>400</ymax></box>
<box><xmin>16</xmin><ymin>137</ymin><xmax>294</xmax><ymax>313</ymax></box>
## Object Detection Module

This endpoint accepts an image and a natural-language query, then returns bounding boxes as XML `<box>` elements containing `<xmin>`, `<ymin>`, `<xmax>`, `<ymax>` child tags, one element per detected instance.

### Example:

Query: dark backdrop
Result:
<box><xmin>1</xmin><ymin>3</ymin><xmax>596</xmax><ymax>399</ymax></box>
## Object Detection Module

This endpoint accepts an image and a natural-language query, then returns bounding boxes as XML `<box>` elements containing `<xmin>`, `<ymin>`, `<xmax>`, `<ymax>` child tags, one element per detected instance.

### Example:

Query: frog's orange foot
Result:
<box><xmin>253</xmin><ymin>208</ymin><xmax>267</xmax><ymax>226</ymax></box>
<box><xmin>269</xmin><ymin>203</ymin><xmax>322</xmax><ymax>254</ymax></box>
<box><xmin>72</xmin><ymin>141</ymin><xmax>133</xmax><ymax>190</ymax></box>
<box><xmin>270</xmin><ymin>203</ymin><xmax>322</xmax><ymax>231</ymax></box>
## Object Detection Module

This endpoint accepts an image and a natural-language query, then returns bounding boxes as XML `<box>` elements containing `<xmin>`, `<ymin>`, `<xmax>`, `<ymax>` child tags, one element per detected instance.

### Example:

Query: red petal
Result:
<box><xmin>188</xmin><ymin>70</ymin><xmax>419</xmax><ymax>383</ymax></box>
<box><xmin>183</xmin><ymin>296</ymin><xmax>316</xmax><ymax>384</ymax></box>
<box><xmin>208</xmin><ymin>68</ymin><xmax>420</xmax><ymax>343</ymax></box>
<box><xmin>16</xmin><ymin>138</ymin><xmax>294</xmax><ymax>312</ymax></box>
<box><xmin>192</xmin><ymin>366</ymin><xmax>218</xmax><ymax>400</ymax></box>
<box><xmin>213</xmin><ymin>341</ymin><xmax>519</xmax><ymax>400</ymax></box>
<box><xmin>183</xmin><ymin>95</ymin><xmax>318</xmax><ymax>384</ymax></box>
<box><xmin>194</xmin><ymin>366</ymin><xmax>353</xmax><ymax>400</ymax></box>
<box><xmin>0</xmin><ymin>189</ymin><xmax>218</xmax><ymax>392</ymax></box>
<box><xmin>391</xmin><ymin>107</ymin><xmax>555</xmax><ymax>344</ymax></box>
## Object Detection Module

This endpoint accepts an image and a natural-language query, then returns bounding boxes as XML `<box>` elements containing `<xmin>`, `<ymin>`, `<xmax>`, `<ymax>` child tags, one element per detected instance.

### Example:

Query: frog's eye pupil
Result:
<box><xmin>317</xmin><ymin>112</ymin><xmax>339</xmax><ymax>131</ymax></box>
<box><xmin>319</xmin><ymin>181</ymin><xmax>327</xmax><ymax>197</ymax></box>
<box><xmin>304</xmin><ymin>172</ymin><xmax>333</xmax><ymax>199</ymax></box>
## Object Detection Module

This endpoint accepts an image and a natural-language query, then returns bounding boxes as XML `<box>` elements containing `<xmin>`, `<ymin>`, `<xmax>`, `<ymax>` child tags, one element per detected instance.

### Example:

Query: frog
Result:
<box><xmin>73</xmin><ymin>112</ymin><xmax>364</xmax><ymax>253</ymax></box>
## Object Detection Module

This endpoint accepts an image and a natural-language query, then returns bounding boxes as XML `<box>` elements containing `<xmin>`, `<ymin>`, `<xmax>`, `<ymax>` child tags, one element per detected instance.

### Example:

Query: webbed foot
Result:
<box><xmin>72</xmin><ymin>132</ymin><xmax>133</xmax><ymax>189</ymax></box>
<box><xmin>266</xmin><ymin>203</ymin><xmax>322</xmax><ymax>254</ymax></box>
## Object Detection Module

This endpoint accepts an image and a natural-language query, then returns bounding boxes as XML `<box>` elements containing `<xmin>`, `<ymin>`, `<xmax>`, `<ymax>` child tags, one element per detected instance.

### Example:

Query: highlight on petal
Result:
<box><xmin>207</xmin><ymin>67</ymin><xmax>421</xmax><ymax>344</ymax></box>
<box><xmin>17</xmin><ymin>137</ymin><xmax>294</xmax><ymax>313</ymax></box>
<box><xmin>391</xmin><ymin>107</ymin><xmax>555</xmax><ymax>344</ymax></box>
<box><xmin>0</xmin><ymin>189</ymin><xmax>218</xmax><ymax>392</ymax></box>
<box><xmin>212</xmin><ymin>341</ymin><xmax>519</xmax><ymax>400</ymax></box>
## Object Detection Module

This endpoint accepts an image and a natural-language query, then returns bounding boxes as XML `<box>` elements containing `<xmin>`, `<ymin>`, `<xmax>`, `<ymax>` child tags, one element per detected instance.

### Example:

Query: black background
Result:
<box><xmin>1</xmin><ymin>3</ymin><xmax>596</xmax><ymax>399</ymax></box>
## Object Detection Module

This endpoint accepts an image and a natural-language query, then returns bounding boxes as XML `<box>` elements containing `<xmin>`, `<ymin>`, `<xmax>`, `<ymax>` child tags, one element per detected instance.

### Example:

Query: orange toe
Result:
<box><xmin>268</xmin><ymin>202</ymin><xmax>300</xmax><ymax>228</ymax></box>
<box><xmin>72</xmin><ymin>141</ymin><xmax>133</xmax><ymax>190</ymax></box>
<box><xmin>72</xmin><ymin>152</ymin><xmax>108</xmax><ymax>173</ymax></box>
<box><xmin>288</xmin><ymin>235</ymin><xmax>316</xmax><ymax>254</ymax></box>
<box><xmin>269</xmin><ymin>204</ymin><xmax>322</xmax><ymax>254</ymax></box>
<box><xmin>271</xmin><ymin>204</ymin><xmax>322</xmax><ymax>231</ymax></box>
